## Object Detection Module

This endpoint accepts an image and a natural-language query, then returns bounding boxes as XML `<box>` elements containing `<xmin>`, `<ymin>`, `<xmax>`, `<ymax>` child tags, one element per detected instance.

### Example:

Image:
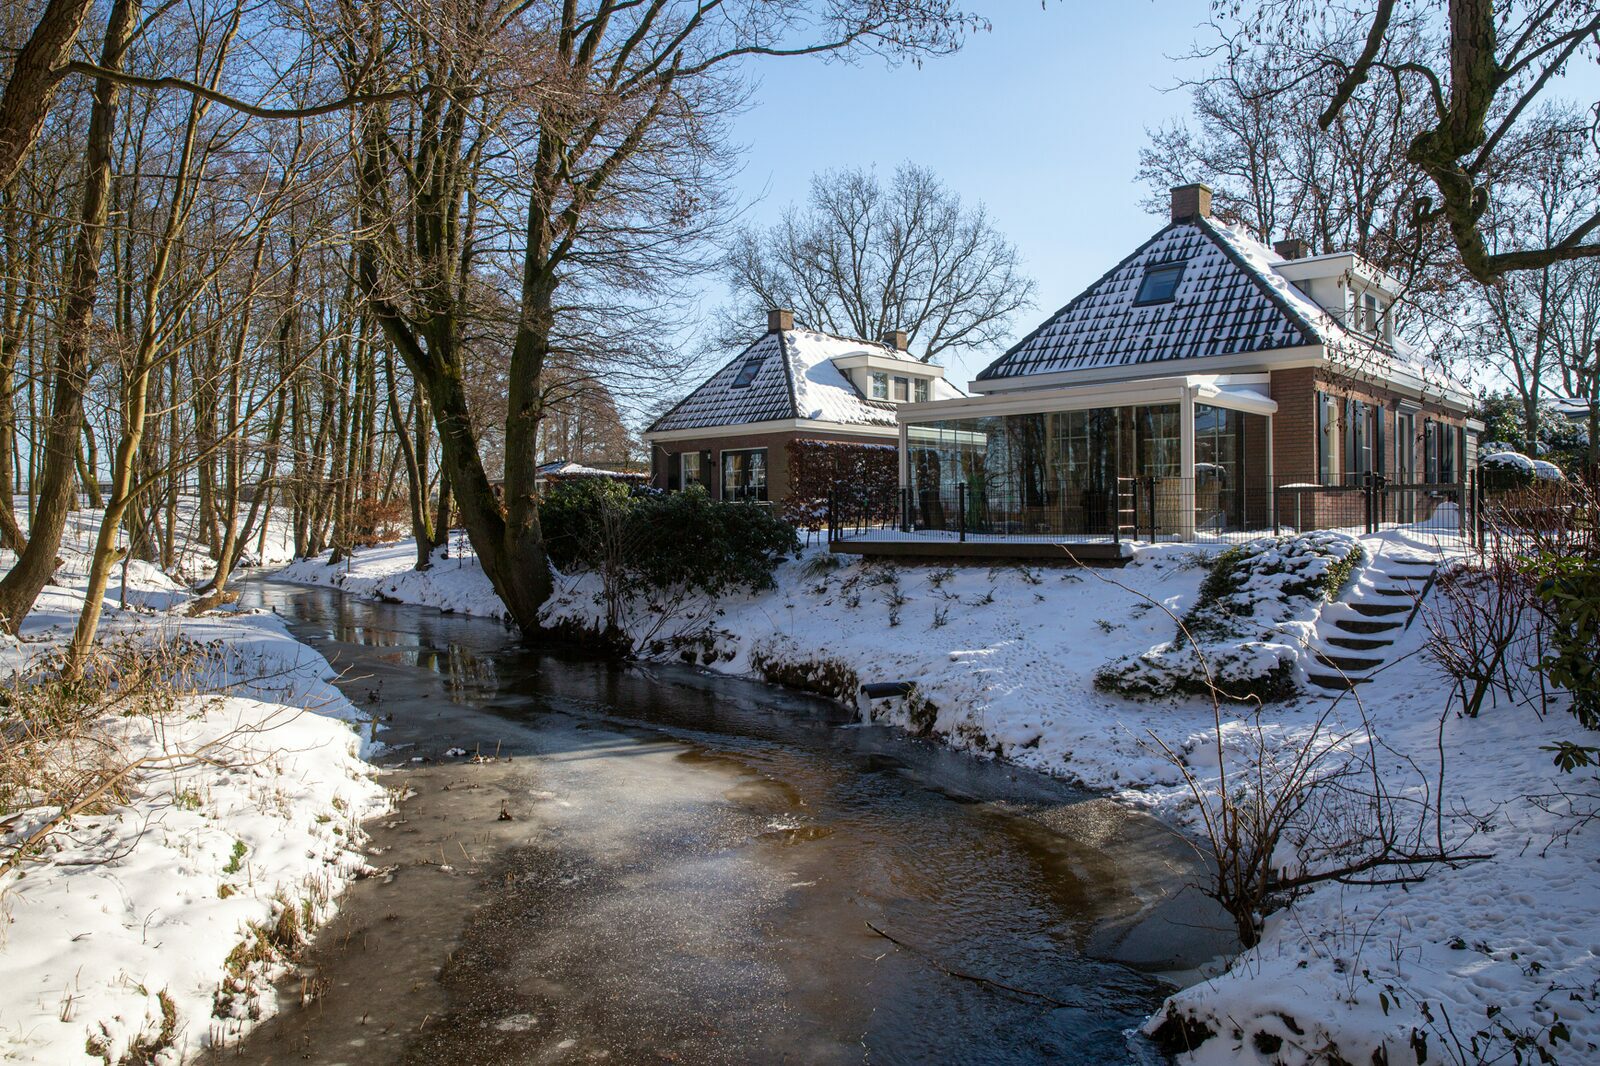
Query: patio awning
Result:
<box><xmin>1192</xmin><ymin>377</ymin><xmax>1277</xmax><ymax>416</ymax></box>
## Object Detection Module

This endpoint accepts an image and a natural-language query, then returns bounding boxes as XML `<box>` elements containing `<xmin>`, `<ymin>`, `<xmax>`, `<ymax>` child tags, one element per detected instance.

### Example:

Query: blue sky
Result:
<box><xmin>715</xmin><ymin>0</ymin><xmax>1215</xmax><ymax>385</ymax></box>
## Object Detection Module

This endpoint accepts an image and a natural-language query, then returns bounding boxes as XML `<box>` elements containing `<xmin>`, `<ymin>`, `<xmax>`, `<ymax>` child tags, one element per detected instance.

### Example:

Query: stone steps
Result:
<box><xmin>1305</xmin><ymin>556</ymin><xmax>1438</xmax><ymax>694</ymax></box>
<box><xmin>1307</xmin><ymin>673</ymin><xmax>1374</xmax><ymax>691</ymax></box>
<box><xmin>1314</xmin><ymin>650</ymin><xmax>1387</xmax><ymax>672</ymax></box>
<box><xmin>1325</xmin><ymin>635</ymin><xmax>1392</xmax><ymax>651</ymax></box>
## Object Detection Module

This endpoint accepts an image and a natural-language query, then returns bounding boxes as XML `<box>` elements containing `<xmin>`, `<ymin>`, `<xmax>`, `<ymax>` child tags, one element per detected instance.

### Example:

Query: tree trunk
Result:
<box><xmin>0</xmin><ymin>0</ymin><xmax>138</xmax><ymax>633</ymax></box>
<box><xmin>382</xmin><ymin>345</ymin><xmax>434</xmax><ymax>569</ymax></box>
<box><xmin>0</xmin><ymin>0</ymin><xmax>96</xmax><ymax>193</ymax></box>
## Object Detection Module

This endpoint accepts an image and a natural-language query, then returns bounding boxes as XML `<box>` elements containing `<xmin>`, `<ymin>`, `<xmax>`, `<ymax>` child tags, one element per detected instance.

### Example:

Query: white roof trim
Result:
<box><xmin>968</xmin><ymin>345</ymin><xmax>1326</xmax><ymax>394</ymax></box>
<box><xmin>897</xmin><ymin>373</ymin><xmax>1276</xmax><ymax>423</ymax></box>
<box><xmin>642</xmin><ymin>418</ymin><xmax>901</xmax><ymax>444</ymax></box>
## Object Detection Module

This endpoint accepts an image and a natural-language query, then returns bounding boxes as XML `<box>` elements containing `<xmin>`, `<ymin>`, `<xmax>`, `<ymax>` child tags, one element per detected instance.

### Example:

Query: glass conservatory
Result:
<box><xmin>894</xmin><ymin>376</ymin><xmax>1276</xmax><ymax>540</ymax></box>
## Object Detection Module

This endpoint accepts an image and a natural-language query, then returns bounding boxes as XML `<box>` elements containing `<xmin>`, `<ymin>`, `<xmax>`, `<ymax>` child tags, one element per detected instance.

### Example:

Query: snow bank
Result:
<box><xmin>270</xmin><ymin>529</ymin><xmax>1599</xmax><ymax>1065</ymax></box>
<box><xmin>0</xmin><ymin>505</ymin><xmax>386</xmax><ymax>1063</ymax></box>
<box><xmin>278</xmin><ymin>538</ymin><xmax>510</xmax><ymax>622</ymax></box>
<box><xmin>1094</xmin><ymin>532</ymin><xmax>1361</xmax><ymax>701</ymax></box>
<box><xmin>0</xmin><ymin>696</ymin><xmax>383</xmax><ymax>1064</ymax></box>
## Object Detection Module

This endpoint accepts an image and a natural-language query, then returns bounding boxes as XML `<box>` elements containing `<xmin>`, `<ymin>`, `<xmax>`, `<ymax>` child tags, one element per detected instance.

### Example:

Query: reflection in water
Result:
<box><xmin>237</xmin><ymin>578</ymin><xmax>1223</xmax><ymax>1065</ymax></box>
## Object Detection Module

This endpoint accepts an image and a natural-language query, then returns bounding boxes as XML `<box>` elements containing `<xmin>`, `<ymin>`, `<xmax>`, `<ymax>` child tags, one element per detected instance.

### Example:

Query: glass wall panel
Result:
<box><xmin>903</xmin><ymin>402</ymin><xmax>1180</xmax><ymax>535</ymax></box>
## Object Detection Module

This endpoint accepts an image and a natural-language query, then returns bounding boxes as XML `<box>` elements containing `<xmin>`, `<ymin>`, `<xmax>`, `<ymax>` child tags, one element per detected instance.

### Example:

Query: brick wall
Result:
<box><xmin>1270</xmin><ymin>367</ymin><xmax>1472</xmax><ymax>485</ymax></box>
<box><xmin>1271</xmin><ymin>367</ymin><xmax>1320</xmax><ymax>484</ymax></box>
<box><xmin>647</xmin><ymin>428</ymin><xmax>897</xmax><ymax>502</ymax></box>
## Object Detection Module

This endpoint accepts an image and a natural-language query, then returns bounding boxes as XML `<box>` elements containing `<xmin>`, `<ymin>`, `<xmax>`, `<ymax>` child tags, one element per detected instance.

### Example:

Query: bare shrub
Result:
<box><xmin>1062</xmin><ymin>544</ymin><xmax>1484</xmax><ymax>950</ymax></box>
<box><xmin>1424</xmin><ymin>552</ymin><xmax>1542</xmax><ymax>720</ymax></box>
<box><xmin>0</xmin><ymin>632</ymin><xmax>243</xmax><ymax>878</ymax></box>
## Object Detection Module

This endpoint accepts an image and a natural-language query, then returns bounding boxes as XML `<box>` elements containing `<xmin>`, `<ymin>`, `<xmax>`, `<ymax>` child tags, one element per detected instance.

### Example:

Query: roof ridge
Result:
<box><xmin>1194</xmin><ymin>216</ymin><xmax>1320</xmax><ymax>349</ymax></box>
<box><xmin>776</xmin><ymin>329</ymin><xmax>801</xmax><ymax>420</ymax></box>
<box><xmin>789</xmin><ymin>323</ymin><xmax>914</xmax><ymax>359</ymax></box>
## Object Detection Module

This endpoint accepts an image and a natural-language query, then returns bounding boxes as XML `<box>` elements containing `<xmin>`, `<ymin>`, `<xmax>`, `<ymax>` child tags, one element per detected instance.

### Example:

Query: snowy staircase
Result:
<box><xmin>1305</xmin><ymin>552</ymin><xmax>1439</xmax><ymax>693</ymax></box>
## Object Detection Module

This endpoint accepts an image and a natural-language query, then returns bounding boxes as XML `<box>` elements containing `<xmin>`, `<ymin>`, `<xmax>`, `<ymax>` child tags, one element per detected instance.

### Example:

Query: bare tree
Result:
<box><xmin>1220</xmin><ymin>0</ymin><xmax>1600</xmax><ymax>280</ymax></box>
<box><xmin>720</xmin><ymin>163</ymin><xmax>1034</xmax><ymax>361</ymax></box>
<box><xmin>338</xmin><ymin>0</ymin><xmax>985</xmax><ymax>633</ymax></box>
<box><xmin>1137</xmin><ymin>51</ymin><xmax>1437</xmax><ymax>274</ymax></box>
<box><xmin>0</xmin><ymin>0</ymin><xmax>96</xmax><ymax>192</ymax></box>
<box><xmin>0</xmin><ymin>0</ymin><xmax>140</xmax><ymax>633</ymax></box>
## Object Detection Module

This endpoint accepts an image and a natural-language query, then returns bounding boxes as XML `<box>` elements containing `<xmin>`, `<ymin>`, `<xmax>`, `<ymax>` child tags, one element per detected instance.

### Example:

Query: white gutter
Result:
<box><xmin>642</xmin><ymin>418</ymin><xmax>900</xmax><ymax>444</ymax></box>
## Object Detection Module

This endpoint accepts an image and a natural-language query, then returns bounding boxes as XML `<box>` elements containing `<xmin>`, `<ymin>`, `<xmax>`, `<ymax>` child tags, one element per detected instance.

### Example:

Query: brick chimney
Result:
<box><xmin>1274</xmin><ymin>237</ymin><xmax>1312</xmax><ymax>261</ymax></box>
<box><xmin>1170</xmin><ymin>183</ymin><xmax>1213</xmax><ymax>222</ymax></box>
<box><xmin>880</xmin><ymin>329</ymin><xmax>908</xmax><ymax>352</ymax></box>
<box><xmin>767</xmin><ymin>308</ymin><xmax>794</xmax><ymax>333</ymax></box>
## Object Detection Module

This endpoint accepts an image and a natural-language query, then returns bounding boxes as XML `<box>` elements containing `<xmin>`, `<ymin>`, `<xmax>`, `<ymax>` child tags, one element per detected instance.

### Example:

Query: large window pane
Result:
<box><xmin>721</xmin><ymin>449</ymin><xmax>768</xmax><ymax>502</ymax></box>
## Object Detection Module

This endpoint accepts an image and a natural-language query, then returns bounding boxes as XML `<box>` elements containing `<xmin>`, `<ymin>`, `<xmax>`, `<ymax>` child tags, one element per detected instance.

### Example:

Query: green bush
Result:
<box><xmin>540</xmin><ymin>477</ymin><xmax>634</xmax><ymax>571</ymax></box>
<box><xmin>1528</xmin><ymin>551</ymin><xmax>1600</xmax><ymax>730</ymax></box>
<box><xmin>541</xmin><ymin>481</ymin><xmax>800</xmax><ymax>596</ymax></box>
<box><xmin>625</xmin><ymin>487</ymin><xmax>800</xmax><ymax>596</ymax></box>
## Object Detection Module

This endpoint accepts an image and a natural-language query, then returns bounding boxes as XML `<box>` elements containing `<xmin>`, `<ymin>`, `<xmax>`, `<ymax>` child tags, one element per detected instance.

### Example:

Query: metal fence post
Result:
<box><xmin>1473</xmin><ymin>471</ymin><xmax>1484</xmax><ymax>546</ymax></box>
<box><xmin>1272</xmin><ymin>481</ymin><xmax>1281</xmax><ymax>536</ymax></box>
<box><xmin>957</xmin><ymin>483</ymin><xmax>967</xmax><ymax>543</ymax></box>
<box><xmin>1145</xmin><ymin>477</ymin><xmax>1156</xmax><ymax>542</ymax></box>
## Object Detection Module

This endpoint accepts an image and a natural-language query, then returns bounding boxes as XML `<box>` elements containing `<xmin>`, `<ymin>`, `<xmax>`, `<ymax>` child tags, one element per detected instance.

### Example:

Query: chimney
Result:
<box><xmin>1170</xmin><ymin>182</ymin><xmax>1213</xmax><ymax>223</ymax></box>
<box><xmin>1274</xmin><ymin>237</ymin><xmax>1312</xmax><ymax>261</ymax></box>
<box><xmin>767</xmin><ymin>308</ymin><xmax>794</xmax><ymax>333</ymax></box>
<box><xmin>880</xmin><ymin>329</ymin><xmax>908</xmax><ymax>352</ymax></box>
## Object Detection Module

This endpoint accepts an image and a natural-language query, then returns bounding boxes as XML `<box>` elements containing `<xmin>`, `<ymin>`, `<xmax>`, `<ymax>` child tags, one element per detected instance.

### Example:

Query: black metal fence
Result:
<box><xmin>828</xmin><ymin>473</ymin><xmax>1479</xmax><ymax>548</ymax></box>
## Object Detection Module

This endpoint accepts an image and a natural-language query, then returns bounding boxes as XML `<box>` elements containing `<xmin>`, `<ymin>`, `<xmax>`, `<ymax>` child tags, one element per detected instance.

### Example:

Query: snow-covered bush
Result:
<box><xmin>1481</xmin><ymin>450</ymin><xmax>1538</xmax><ymax>493</ymax></box>
<box><xmin>1531</xmin><ymin>458</ymin><xmax>1565</xmax><ymax>482</ymax></box>
<box><xmin>1095</xmin><ymin>532</ymin><xmax>1363</xmax><ymax>702</ymax></box>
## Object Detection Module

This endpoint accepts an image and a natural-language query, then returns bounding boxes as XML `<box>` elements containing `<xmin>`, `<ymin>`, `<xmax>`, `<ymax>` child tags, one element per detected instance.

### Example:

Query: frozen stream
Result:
<box><xmin>235</xmin><ymin>579</ymin><xmax>1231</xmax><ymax>1064</ymax></box>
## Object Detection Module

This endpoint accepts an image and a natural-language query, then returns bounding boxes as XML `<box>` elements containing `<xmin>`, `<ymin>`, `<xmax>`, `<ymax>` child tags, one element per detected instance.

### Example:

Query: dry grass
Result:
<box><xmin>0</xmin><ymin>631</ymin><xmax>228</xmax><ymax>877</ymax></box>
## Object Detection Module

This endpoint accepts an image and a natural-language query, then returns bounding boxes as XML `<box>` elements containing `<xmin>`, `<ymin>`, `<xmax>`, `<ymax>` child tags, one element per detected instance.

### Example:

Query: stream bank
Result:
<box><xmin>237</xmin><ymin>578</ymin><xmax>1232</xmax><ymax>1064</ymax></box>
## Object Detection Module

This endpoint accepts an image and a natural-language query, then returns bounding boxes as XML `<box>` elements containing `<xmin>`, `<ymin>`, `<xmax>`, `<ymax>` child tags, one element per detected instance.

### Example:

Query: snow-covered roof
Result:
<box><xmin>536</xmin><ymin>461</ymin><xmax>645</xmax><ymax>480</ymax></box>
<box><xmin>647</xmin><ymin>328</ymin><xmax>961</xmax><ymax>434</ymax></box>
<box><xmin>976</xmin><ymin>216</ymin><xmax>1455</xmax><ymax>395</ymax></box>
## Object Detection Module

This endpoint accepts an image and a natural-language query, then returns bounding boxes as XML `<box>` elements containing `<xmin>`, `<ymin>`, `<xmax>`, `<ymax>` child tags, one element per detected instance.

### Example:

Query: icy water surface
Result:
<box><xmin>234</xmin><ymin>579</ymin><xmax>1230</xmax><ymax>1065</ymax></box>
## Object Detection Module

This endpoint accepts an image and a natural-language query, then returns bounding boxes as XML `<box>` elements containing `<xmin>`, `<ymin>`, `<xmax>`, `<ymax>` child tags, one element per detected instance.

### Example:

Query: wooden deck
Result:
<box><xmin>829</xmin><ymin>537</ymin><xmax>1131</xmax><ymax>565</ymax></box>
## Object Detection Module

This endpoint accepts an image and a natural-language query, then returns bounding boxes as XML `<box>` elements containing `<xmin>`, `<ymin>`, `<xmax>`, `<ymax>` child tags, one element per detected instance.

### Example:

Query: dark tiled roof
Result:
<box><xmin>976</xmin><ymin>218</ymin><xmax>1318</xmax><ymax>381</ymax></box>
<box><xmin>647</xmin><ymin>329</ymin><xmax>960</xmax><ymax>434</ymax></box>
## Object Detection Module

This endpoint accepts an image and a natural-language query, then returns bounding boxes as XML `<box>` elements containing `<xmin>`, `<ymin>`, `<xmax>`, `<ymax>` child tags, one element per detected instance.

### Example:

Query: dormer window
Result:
<box><xmin>731</xmin><ymin>352</ymin><xmax>764</xmax><ymax>388</ymax></box>
<box><xmin>913</xmin><ymin>379</ymin><xmax>929</xmax><ymax>403</ymax></box>
<box><xmin>1134</xmin><ymin>263</ymin><xmax>1186</xmax><ymax>305</ymax></box>
<box><xmin>869</xmin><ymin>372</ymin><xmax>888</xmax><ymax>400</ymax></box>
<box><xmin>1363</xmin><ymin>292</ymin><xmax>1381</xmax><ymax>335</ymax></box>
<box><xmin>892</xmin><ymin>376</ymin><xmax>910</xmax><ymax>401</ymax></box>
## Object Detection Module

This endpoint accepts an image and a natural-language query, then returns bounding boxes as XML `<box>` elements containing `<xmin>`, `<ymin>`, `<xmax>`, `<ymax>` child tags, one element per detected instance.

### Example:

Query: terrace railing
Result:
<box><xmin>828</xmin><ymin>473</ymin><xmax>1480</xmax><ymax>548</ymax></box>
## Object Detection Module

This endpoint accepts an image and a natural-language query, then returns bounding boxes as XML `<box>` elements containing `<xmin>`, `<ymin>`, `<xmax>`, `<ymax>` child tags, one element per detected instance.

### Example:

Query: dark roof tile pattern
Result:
<box><xmin>976</xmin><ymin>218</ymin><xmax>1317</xmax><ymax>380</ymax></box>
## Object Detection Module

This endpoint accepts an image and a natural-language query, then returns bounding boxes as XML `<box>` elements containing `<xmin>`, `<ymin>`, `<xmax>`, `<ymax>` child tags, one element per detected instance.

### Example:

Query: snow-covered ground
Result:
<box><xmin>277</xmin><ymin>534</ymin><xmax>507</xmax><ymax>621</ymax></box>
<box><xmin>282</xmin><ymin>528</ymin><xmax>1600</xmax><ymax>1065</ymax></box>
<box><xmin>0</xmin><ymin>507</ymin><xmax>386</xmax><ymax>1063</ymax></box>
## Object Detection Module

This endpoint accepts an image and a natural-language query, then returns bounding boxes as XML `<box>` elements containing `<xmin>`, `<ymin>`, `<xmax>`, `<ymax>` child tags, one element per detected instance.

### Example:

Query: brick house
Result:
<box><xmin>643</xmin><ymin>310</ymin><xmax>963</xmax><ymax>503</ymax></box>
<box><xmin>891</xmin><ymin>184</ymin><xmax>1481</xmax><ymax>539</ymax></box>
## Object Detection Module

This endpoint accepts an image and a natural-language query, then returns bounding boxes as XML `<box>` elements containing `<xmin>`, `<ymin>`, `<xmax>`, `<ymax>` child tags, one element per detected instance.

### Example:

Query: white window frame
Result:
<box><xmin>680</xmin><ymin>451</ymin><xmax>703</xmax><ymax>488</ymax></box>
<box><xmin>913</xmin><ymin>378</ymin><xmax>929</xmax><ymax>403</ymax></box>
<box><xmin>892</xmin><ymin>376</ymin><xmax>910</xmax><ymax>402</ymax></box>
<box><xmin>869</xmin><ymin>372</ymin><xmax>889</xmax><ymax>400</ymax></box>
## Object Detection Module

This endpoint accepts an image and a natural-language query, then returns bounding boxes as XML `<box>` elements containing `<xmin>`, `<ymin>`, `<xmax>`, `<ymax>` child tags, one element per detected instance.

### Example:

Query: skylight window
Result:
<box><xmin>1134</xmin><ymin>263</ymin><xmax>1186</xmax><ymax>305</ymax></box>
<box><xmin>730</xmin><ymin>352</ymin><xmax>765</xmax><ymax>388</ymax></box>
